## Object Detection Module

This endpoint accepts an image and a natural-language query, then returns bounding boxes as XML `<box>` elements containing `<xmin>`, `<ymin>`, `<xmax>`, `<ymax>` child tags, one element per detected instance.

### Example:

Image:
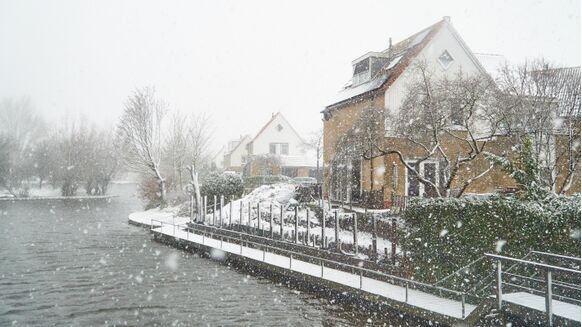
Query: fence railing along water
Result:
<box><xmin>150</xmin><ymin>218</ymin><xmax>475</xmax><ymax>320</ymax></box>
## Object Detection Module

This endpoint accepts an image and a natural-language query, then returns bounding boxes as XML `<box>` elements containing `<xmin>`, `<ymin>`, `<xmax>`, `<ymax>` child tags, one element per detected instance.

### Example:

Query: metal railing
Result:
<box><xmin>151</xmin><ymin>218</ymin><xmax>473</xmax><ymax>319</ymax></box>
<box><xmin>485</xmin><ymin>253</ymin><xmax>581</xmax><ymax>327</ymax></box>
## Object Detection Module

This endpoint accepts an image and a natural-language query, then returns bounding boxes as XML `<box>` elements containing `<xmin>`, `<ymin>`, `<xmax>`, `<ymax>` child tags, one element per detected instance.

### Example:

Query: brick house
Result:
<box><xmin>321</xmin><ymin>17</ymin><xmax>580</xmax><ymax>208</ymax></box>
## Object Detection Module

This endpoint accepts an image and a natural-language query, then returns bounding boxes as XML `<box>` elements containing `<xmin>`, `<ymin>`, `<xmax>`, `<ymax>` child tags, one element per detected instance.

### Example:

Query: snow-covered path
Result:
<box><xmin>152</xmin><ymin>222</ymin><xmax>476</xmax><ymax>320</ymax></box>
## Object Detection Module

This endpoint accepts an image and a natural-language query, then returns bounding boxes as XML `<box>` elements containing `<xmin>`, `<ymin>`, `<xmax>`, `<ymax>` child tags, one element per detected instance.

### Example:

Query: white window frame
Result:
<box><xmin>404</xmin><ymin>160</ymin><xmax>440</xmax><ymax>197</ymax></box>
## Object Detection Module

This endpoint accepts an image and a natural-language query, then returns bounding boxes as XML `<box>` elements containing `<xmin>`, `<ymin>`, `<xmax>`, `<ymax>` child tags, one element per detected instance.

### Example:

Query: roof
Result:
<box><xmin>225</xmin><ymin>135</ymin><xmax>251</xmax><ymax>156</ymax></box>
<box><xmin>249</xmin><ymin>112</ymin><xmax>305</xmax><ymax>145</ymax></box>
<box><xmin>324</xmin><ymin>19</ymin><xmax>447</xmax><ymax>110</ymax></box>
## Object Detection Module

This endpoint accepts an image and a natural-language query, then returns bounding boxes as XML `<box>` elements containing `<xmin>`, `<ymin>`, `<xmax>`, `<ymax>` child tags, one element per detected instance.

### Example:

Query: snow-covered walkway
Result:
<box><xmin>152</xmin><ymin>222</ymin><xmax>476</xmax><ymax>320</ymax></box>
<box><xmin>503</xmin><ymin>292</ymin><xmax>581</xmax><ymax>322</ymax></box>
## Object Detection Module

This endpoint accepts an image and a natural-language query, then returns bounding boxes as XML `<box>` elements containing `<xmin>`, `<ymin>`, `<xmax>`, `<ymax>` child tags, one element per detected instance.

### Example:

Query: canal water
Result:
<box><xmin>0</xmin><ymin>184</ymin><xmax>419</xmax><ymax>326</ymax></box>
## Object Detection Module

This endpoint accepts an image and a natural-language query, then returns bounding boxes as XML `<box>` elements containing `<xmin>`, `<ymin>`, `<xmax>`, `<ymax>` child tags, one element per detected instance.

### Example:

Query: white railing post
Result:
<box><xmin>461</xmin><ymin>293</ymin><xmax>466</xmax><ymax>319</ymax></box>
<box><xmin>546</xmin><ymin>270</ymin><xmax>553</xmax><ymax>326</ymax></box>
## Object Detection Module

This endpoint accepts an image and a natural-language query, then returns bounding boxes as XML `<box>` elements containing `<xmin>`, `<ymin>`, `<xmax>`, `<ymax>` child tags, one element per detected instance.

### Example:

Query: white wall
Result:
<box><xmin>251</xmin><ymin>114</ymin><xmax>305</xmax><ymax>156</ymax></box>
<box><xmin>384</xmin><ymin>22</ymin><xmax>485</xmax><ymax>127</ymax></box>
<box><xmin>228</xmin><ymin>136</ymin><xmax>251</xmax><ymax>168</ymax></box>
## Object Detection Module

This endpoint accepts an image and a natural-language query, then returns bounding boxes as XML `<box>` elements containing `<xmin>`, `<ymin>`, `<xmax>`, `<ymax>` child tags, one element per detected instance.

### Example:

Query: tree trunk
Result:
<box><xmin>159</xmin><ymin>178</ymin><xmax>167</xmax><ymax>207</ymax></box>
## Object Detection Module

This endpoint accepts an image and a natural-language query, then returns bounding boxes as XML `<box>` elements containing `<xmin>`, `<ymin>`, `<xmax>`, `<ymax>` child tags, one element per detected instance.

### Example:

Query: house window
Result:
<box><xmin>276</xmin><ymin>124</ymin><xmax>283</xmax><ymax>132</ymax></box>
<box><xmin>406</xmin><ymin>161</ymin><xmax>439</xmax><ymax>197</ymax></box>
<box><xmin>269</xmin><ymin>143</ymin><xmax>289</xmax><ymax>155</ymax></box>
<box><xmin>352</xmin><ymin>58</ymin><xmax>370</xmax><ymax>86</ymax></box>
<box><xmin>438</xmin><ymin>50</ymin><xmax>454</xmax><ymax>69</ymax></box>
<box><xmin>407</xmin><ymin>164</ymin><xmax>420</xmax><ymax>197</ymax></box>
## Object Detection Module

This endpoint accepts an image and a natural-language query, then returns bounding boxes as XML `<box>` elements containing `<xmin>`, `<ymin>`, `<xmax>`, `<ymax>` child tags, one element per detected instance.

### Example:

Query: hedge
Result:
<box><xmin>400</xmin><ymin>194</ymin><xmax>581</xmax><ymax>289</ymax></box>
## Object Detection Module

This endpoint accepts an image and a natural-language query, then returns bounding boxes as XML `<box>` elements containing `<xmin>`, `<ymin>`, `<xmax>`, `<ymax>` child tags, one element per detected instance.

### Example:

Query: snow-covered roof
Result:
<box><xmin>325</xmin><ymin>19</ymin><xmax>446</xmax><ymax>109</ymax></box>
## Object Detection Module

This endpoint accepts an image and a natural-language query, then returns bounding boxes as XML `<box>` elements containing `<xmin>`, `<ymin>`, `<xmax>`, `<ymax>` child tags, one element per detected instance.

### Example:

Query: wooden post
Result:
<box><xmin>219</xmin><ymin>195</ymin><xmax>224</xmax><ymax>228</ymax></box>
<box><xmin>239</xmin><ymin>201</ymin><xmax>243</xmax><ymax>231</ymax></box>
<box><xmin>256</xmin><ymin>202</ymin><xmax>261</xmax><ymax>235</ymax></box>
<box><xmin>353</xmin><ymin>213</ymin><xmax>358</xmax><ymax>255</ymax></box>
<box><xmin>496</xmin><ymin>260</ymin><xmax>503</xmax><ymax>310</ymax></box>
<box><xmin>321</xmin><ymin>211</ymin><xmax>326</xmax><ymax>249</ymax></box>
<box><xmin>306</xmin><ymin>209</ymin><xmax>310</xmax><ymax>246</ymax></box>
<box><xmin>391</xmin><ymin>242</ymin><xmax>396</xmax><ymax>265</ymax></box>
<box><xmin>229</xmin><ymin>196</ymin><xmax>233</xmax><ymax>227</ymax></box>
<box><xmin>405</xmin><ymin>283</ymin><xmax>409</xmax><ymax>302</ymax></box>
<box><xmin>280</xmin><ymin>206</ymin><xmax>284</xmax><ymax>240</ymax></box>
<box><xmin>203</xmin><ymin>196</ymin><xmax>207</xmax><ymax>224</ymax></box>
<box><xmin>294</xmin><ymin>207</ymin><xmax>299</xmax><ymax>243</ymax></box>
<box><xmin>334</xmin><ymin>211</ymin><xmax>340</xmax><ymax>251</ymax></box>
<box><xmin>269</xmin><ymin>204</ymin><xmax>273</xmax><ymax>238</ymax></box>
<box><xmin>372</xmin><ymin>213</ymin><xmax>377</xmax><ymax>256</ymax></box>
<box><xmin>248</xmin><ymin>201</ymin><xmax>251</xmax><ymax>232</ymax></box>
<box><xmin>546</xmin><ymin>270</ymin><xmax>553</xmax><ymax>326</ymax></box>
<box><xmin>212</xmin><ymin>195</ymin><xmax>216</xmax><ymax>226</ymax></box>
<box><xmin>190</xmin><ymin>194</ymin><xmax>194</xmax><ymax>222</ymax></box>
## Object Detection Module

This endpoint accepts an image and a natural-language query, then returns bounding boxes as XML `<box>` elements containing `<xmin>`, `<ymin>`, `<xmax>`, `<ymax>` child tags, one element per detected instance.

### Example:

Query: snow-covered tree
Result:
<box><xmin>117</xmin><ymin>87</ymin><xmax>169</xmax><ymax>207</ymax></box>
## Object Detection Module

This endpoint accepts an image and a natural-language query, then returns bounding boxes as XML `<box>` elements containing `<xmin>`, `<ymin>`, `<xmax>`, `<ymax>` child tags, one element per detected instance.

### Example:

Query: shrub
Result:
<box><xmin>201</xmin><ymin>172</ymin><xmax>244</xmax><ymax>202</ymax></box>
<box><xmin>400</xmin><ymin>194</ymin><xmax>581</xmax><ymax>287</ymax></box>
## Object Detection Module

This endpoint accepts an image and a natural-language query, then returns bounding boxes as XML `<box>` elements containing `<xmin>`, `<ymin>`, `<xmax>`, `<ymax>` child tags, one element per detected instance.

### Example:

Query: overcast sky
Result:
<box><xmin>0</xmin><ymin>0</ymin><xmax>579</xmax><ymax>152</ymax></box>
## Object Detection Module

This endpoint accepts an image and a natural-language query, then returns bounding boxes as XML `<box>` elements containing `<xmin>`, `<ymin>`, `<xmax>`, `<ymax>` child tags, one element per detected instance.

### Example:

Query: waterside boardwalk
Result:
<box><xmin>149</xmin><ymin>219</ymin><xmax>478</xmax><ymax>325</ymax></box>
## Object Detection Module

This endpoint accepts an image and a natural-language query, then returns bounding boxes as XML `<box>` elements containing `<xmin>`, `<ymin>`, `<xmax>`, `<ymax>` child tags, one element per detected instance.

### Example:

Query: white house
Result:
<box><xmin>223</xmin><ymin>135</ymin><xmax>252</xmax><ymax>172</ymax></box>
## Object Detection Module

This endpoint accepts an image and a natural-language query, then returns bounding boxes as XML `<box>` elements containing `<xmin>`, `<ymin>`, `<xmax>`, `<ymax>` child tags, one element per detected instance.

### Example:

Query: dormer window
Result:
<box><xmin>438</xmin><ymin>50</ymin><xmax>454</xmax><ymax>69</ymax></box>
<box><xmin>352</xmin><ymin>58</ymin><xmax>370</xmax><ymax>86</ymax></box>
<box><xmin>351</xmin><ymin>52</ymin><xmax>391</xmax><ymax>87</ymax></box>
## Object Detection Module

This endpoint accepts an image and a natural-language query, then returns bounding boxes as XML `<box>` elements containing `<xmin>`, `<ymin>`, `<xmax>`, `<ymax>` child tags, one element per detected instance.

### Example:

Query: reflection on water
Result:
<box><xmin>0</xmin><ymin>184</ymin><xmax>420</xmax><ymax>326</ymax></box>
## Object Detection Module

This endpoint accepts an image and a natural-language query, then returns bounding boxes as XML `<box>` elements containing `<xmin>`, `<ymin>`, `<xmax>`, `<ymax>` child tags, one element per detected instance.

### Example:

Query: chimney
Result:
<box><xmin>443</xmin><ymin>16</ymin><xmax>451</xmax><ymax>23</ymax></box>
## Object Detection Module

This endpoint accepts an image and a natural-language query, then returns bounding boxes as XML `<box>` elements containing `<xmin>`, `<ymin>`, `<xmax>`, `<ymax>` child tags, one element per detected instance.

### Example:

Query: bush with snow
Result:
<box><xmin>400</xmin><ymin>194</ymin><xmax>581</xmax><ymax>289</ymax></box>
<box><xmin>200</xmin><ymin>172</ymin><xmax>244</xmax><ymax>202</ymax></box>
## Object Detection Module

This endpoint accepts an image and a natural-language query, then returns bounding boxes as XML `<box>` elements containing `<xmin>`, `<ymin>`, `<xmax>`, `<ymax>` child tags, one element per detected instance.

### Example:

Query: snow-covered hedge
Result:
<box><xmin>400</xmin><ymin>194</ymin><xmax>581</xmax><ymax>286</ymax></box>
<box><xmin>200</xmin><ymin>172</ymin><xmax>244</xmax><ymax>202</ymax></box>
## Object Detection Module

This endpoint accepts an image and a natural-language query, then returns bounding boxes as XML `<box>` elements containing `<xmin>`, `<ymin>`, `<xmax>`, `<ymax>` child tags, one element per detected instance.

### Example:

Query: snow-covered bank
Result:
<box><xmin>128</xmin><ymin>206</ymin><xmax>189</xmax><ymax>227</ymax></box>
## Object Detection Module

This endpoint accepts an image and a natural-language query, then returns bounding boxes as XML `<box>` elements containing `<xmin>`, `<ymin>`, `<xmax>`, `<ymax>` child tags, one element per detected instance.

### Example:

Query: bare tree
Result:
<box><xmin>117</xmin><ymin>87</ymin><xmax>168</xmax><ymax>206</ymax></box>
<box><xmin>380</xmin><ymin>62</ymin><xmax>499</xmax><ymax>197</ymax></box>
<box><xmin>495</xmin><ymin>60</ymin><xmax>580</xmax><ymax>194</ymax></box>
<box><xmin>165</xmin><ymin>111</ymin><xmax>188</xmax><ymax>190</ymax></box>
<box><xmin>305</xmin><ymin>128</ymin><xmax>323</xmax><ymax>183</ymax></box>
<box><xmin>184</xmin><ymin>113</ymin><xmax>212</xmax><ymax>221</ymax></box>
